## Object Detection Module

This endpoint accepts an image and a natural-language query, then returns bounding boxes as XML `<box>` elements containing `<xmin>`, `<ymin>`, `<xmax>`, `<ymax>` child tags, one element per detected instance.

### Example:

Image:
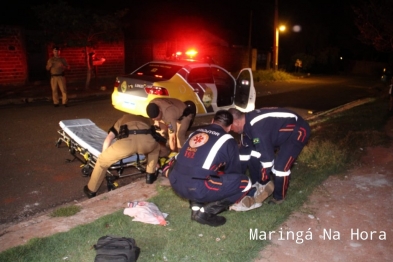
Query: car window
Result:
<box><xmin>211</xmin><ymin>67</ymin><xmax>234</xmax><ymax>87</ymax></box>
<box><xmin>188</xmin><ymin>67</ymin><xmax>214</xmax><ymax>83</ymax></box>
<box><xmin>131</xmin><ymin>63</ymin><xmax>182</xmax><ymax>80</ymax></box>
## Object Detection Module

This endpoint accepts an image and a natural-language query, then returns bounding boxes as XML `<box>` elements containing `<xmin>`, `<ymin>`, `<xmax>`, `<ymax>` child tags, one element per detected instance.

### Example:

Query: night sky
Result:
<box><xmin>2</xmin><ymin>0</ymin><xmax>373</xmax><ymax>60</ymax></box>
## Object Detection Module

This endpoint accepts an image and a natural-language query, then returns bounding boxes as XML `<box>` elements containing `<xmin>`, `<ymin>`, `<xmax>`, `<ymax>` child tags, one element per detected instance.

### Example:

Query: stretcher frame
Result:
<box><xmin>56</xmin><ymin>119</ymin><xmax>147</xmax><ymax>190</ymax></box>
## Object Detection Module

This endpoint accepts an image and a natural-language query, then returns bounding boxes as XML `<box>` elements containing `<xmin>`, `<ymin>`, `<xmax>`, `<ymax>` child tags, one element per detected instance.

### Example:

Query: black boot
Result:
<box><xmin>146</xmin><ymin>173</ymin><xmax>158</xmax><ymax>184</ymax></box>
<box><xmin>193</xmin><ymin>209</ymin><xmax>226</xmax><ymax>227</ymax></box>
<box><xmin>203</xmin><ymin>200</ymin><xmax>233</xmax><ymax>215</ymax></box>
<box><xmin>83</xmin><ymin>185</ymin><xmax>96</xmax><ymax>198</ymax></box>
<box><xmin>192</xmin><ymin>200</ymin><xmax>232</xmax><ymax>227</ymax></box>
<box><xmin>189</xmin><ymin>201</ymin><xmax>204</xmax><ymax>220</ymax></box>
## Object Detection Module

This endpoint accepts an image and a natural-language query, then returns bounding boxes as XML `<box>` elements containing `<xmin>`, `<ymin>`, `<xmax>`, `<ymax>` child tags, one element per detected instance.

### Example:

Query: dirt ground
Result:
<box><xmin>255</xmin><ymin>117</ymin><xmax>393</xmax><ymax>262</ymax></box>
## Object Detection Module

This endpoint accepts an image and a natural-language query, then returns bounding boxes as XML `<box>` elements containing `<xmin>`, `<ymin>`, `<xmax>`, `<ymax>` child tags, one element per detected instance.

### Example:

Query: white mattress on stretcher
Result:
<box><xmin>59</xmin><ymin>119</ymin><xmax>144</xmax><ymax>163</ymax></box>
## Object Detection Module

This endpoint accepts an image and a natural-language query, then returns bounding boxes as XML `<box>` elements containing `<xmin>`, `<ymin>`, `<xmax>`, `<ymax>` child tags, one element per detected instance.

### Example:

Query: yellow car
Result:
<box><xmin>111</xmin><ymin>58</ymin><xmax>256</xmax><ymax>117</ymax></box>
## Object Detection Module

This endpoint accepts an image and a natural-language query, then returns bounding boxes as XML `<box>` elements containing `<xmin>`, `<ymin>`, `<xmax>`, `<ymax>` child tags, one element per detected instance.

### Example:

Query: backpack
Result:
<box><xmin>94</xmin><ymin>235</ymin><xmax>140</xmax><ymax>262</ymax></box>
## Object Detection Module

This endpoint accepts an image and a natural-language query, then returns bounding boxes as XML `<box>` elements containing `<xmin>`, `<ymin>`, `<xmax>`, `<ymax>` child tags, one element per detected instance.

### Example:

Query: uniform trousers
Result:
<box><xmin>87</xmin><ymin>134</ymin><xmax>160</xmax><ymax>192</ymax></box>
<box><xmin>50</xmin><ymin>76</ymin><xmax>68</xmax><ymax>105</ymax></box>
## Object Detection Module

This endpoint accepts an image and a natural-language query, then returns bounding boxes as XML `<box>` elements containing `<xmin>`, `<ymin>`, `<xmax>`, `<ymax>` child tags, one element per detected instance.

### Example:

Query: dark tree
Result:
<box><xmin>353</xmin><ymin>0</ymin><xmax>393</xmax><ymax>53</ymax></box>
<box><xmin>33</xmin><ymin>1</ymin><xmax>128</xmax><ymax>89</ymax></box>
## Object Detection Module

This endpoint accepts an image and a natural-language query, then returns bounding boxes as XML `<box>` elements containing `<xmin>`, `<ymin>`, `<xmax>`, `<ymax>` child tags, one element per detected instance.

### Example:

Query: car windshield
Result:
<box><xmin>131</xmin><ymin>63</ymin><xmax>183</xmax><ymax>80</ymax></box>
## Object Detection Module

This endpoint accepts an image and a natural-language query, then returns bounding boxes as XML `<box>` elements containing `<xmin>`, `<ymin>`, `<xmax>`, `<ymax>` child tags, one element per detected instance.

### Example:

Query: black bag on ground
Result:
<box><xmin>94</xmin><ymin>235</ymin><xmax>140</xmax><ymax>262</ymax></box>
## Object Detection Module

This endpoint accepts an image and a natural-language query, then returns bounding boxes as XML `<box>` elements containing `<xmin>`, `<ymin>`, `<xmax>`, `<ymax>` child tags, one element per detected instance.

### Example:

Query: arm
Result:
<box><xmin>102</xmin><ymin>131</ymin><xmax>116</xmax><ymax>152</ymax></box>
<box><xmin>46</xmin><ymin>59</ymin><xmax>52</xmax><ymax>71</ymax></box>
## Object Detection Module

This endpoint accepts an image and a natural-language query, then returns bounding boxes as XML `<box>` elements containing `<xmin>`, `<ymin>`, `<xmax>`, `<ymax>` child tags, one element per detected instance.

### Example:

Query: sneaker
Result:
<box><xmin>192</xmin><ymin>210</ymin><xmax>226</xmax><ymax>227</ymax></box>
<box><xmin>254</xmin><ymin>181</ymin><xmax>274</xmax><ymax>204</ymax></box>
<box><xmin>268</xmin><ymin>198</ymin><xmax>284</xmax><ymax>205</ymax></box>
<box><xmin>229</xmin><ymin>196</ymin><xmax>262</xmax><ymax>212</ymax></box>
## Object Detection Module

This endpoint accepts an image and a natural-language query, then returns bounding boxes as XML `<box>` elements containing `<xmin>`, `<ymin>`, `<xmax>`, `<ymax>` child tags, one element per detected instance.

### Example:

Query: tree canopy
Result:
<box><xmin>353</xmin><ymin>0</ymin><xmax>393</xmax><ymax>53</ymax></box>
<box><xmin>33</xmin><ymin>0</ymin><xmax>128</xmax><ymax>47</ymax></box>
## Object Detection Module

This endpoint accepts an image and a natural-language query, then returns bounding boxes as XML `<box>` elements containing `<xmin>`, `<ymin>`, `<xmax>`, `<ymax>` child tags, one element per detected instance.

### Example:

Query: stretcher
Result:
<box><xmin>56</xmin><ymin>119</ymin><xmax>146</xmax><ymax>191</ymax></box>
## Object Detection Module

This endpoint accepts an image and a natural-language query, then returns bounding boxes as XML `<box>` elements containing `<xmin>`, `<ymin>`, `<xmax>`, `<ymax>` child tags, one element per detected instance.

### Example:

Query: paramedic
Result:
<box><xmin>146</xmin><ymin>98</ymin><xmax>195</xmax><ymax>152</ymax></box>
<box><xmin>83</xmin><ymin>114</ymin><xmax>163</xmax><ymax>198</ymax></box>
<box><xmin>166</xmin><ymin>110</ymin><xmax>255</xmax><ymax>227</ymax></box>
<box><xmin>229</xmin><ymin>107</ymin><xmax>311</xmax><ymax>205</ymax></box>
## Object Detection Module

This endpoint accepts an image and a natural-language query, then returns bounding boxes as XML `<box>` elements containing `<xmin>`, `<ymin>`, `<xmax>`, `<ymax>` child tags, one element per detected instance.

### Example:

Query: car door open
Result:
<box><xmin>234</xmin><ymin>68</ymin><xmax>256</xmax><ymax>112</ymax></box>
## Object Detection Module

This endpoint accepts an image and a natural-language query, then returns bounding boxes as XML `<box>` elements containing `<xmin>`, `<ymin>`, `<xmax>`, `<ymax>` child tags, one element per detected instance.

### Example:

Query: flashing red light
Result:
<box><xmin>185</xmin><ymin>49</ymin><xmax>198</xmax><ymax>58</ymax></box>
<box><xmin>144</xmin><ymin>86</ymin><xmax>169</xmax><ymax>96</ymax></box>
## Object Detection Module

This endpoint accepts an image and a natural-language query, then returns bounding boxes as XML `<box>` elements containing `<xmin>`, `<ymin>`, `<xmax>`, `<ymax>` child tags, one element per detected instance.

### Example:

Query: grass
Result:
<box><xmin>0</xmin><ymin>97</ymin><xmax>390</xmax><ymax>262</ymax></box>
<box><xmin>49</xmin><ymin>205</ymin><xmax>82</xmax><ymax>217</ymax></box>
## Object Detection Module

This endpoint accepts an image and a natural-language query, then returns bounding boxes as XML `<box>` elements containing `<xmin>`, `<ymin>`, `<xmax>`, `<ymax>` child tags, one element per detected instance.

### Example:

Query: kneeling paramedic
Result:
<box><xmin>83</xmin><ymin>114</ymin><xmax>166</xmax><ymax>198</ymax></box>
<box><xmin>229</xmin><ymin>107</ymin><xmax>311</xmax><ymax>205</ymax></box>
<box><xmin>166</xmin><ymin>110</ymin><xmax>259</xmax><ymax>227</ymax></box>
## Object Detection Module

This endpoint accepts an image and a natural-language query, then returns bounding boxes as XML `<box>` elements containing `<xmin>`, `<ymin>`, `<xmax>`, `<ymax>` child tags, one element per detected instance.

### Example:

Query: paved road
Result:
<box><xmin>0</xmin><ymin>75</ymin><xmax>386</xmax><ymax>226</ymax></box>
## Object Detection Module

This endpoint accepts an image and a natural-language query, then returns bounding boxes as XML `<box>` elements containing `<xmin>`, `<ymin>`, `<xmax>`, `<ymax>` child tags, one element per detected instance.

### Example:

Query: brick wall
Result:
<box><xmin>47</xmin><ymin>41</ymin><xmax>125</xmax><ymax>82</ymax></box>
<box><xmin>0</xmin><ymin>26</ymin><xmax>28</xmax><ymax>85</ymax></box>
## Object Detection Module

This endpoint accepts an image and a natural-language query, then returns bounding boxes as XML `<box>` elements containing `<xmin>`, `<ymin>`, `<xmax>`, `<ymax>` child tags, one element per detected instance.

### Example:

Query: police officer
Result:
<box><xmin>229</xmin><ymin>107</ymin><xmax>311</xmax><ymax>205</ymax></box>
<box><xmin>45</xmin><ymin>46</ymin><xmax>69</xmax><ymax>107</ymax></box>
<box><xmin>83</xmin><ymin>114</ymin><xmax>163</xmax><ymax>198</ymax></box>
<box><xmin>146</xmin><ymin>98</ymin><xmax>195</xmax><ymax>152</ymax></box>
<box><xmin>167</xmin><ymin>110</ymin><xmax>257</xmax><ymax>227</ymax></box>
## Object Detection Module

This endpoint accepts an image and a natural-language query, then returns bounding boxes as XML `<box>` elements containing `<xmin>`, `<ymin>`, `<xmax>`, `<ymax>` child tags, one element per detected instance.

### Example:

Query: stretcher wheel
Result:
<box><xmin>55</xmin><ymin>139</ymin><xmax>62</xmax><ymax>148</ymax></box>
<box><xmin>106</xmin><ymin>176</ymin><xmax>119</xmax><ymax>191</ymax></box>
<box><xmin>81</xmin><ymin>166</ymin><xmax>92</xmax><ymax>177</ymax></box>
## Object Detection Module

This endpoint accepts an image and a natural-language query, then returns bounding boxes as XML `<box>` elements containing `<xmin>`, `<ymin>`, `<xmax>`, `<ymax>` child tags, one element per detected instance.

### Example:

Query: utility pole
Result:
<box><xmin>248</xmin><ymin>10</ymin><xmax>253</xmax><ymax>68</ymax></box>
<box><xmin>273</xmin><ymin>0</ymin><xmax>279</xmax><ymax>70</ymax></box>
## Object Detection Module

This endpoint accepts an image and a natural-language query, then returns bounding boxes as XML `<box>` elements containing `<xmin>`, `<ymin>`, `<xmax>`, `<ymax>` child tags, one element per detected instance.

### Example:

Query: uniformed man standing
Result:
<box><xmin>166</xmin><ymin>110</ymin><xmax>260</xmax><ymax>227</ymax></box>
<box><xmin>229</xmin><ymin>107</ymin><xmax>311</xmax><ymax>205</ymax></box>
<box><xmin>83</xmin><ymin>114</ymin><xmax>163</xmax><ymax>198</ymax></box>
<box><xmin>146</xmin><ymin>98</ymin><xmax>195</xmax><ymax>152</ymax></box>
<box><xmin>46</xmin><ymin>46</ymin><xmax>69</xmax><ymax>107</ymax></box>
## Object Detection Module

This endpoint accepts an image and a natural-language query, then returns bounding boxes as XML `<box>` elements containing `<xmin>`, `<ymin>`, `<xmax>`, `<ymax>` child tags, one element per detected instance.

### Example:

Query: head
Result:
<box><xmin>52</xmin><ymin>46</ymin><xmax>60</xmax><ymax>56</ymax></box>
<box><xmin>212</xmin><ymin>110</ymin><xmax>233</xmax><ymax>132</ymax></box>
<box><xmin>228</xmin><ymin>108</ymin><xmax>245</xmax><ymax>134</ymax></box>
<box><xmin>146</xmin><ymin>103</ymin><xmax>162</xmax><ymax>120</ymax></box>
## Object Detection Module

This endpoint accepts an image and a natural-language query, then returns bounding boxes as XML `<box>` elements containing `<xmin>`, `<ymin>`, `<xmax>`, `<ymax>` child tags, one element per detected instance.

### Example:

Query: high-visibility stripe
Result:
<box><xmin>251</xmin><ymin>150</ymin><xmax>261</xmax><ymax>158</ymax></box>
<box><xmin>272</xmin><ymin>167</ymin><xmax>291</xmax><ymax>177</ymax></box>
<box><xmin>250</xmin><ymin>112</ymin><xmax>298</xmax><ymax>126</ymax></box>
<box><xmin>240</xmin><ymin>154</ymin><xmax>250</xmax><ymax>161</ymax></box>
<box><xmin>242</xmin><ymin>179</ymin><xmax>252</xmax><ymax>192</ymax></box>
<box><xmin>261</xmin><ymin>161</ymin><xmax>273</xmax><ymax>168</ymax></box>
<box><xmin>202</xmin><ymin>134</ymin><xmax>233</xmax><ymax>169</ymax></box>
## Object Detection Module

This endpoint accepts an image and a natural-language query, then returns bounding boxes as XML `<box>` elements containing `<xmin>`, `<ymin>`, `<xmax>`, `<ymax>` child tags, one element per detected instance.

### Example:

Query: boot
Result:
<box><xmin>83</xmin><ymin>185</ymin><xmax>96</xmax><ymax>199</ymax></box>
<box><xmin>203</xmin><ymin>200</ymin><xmax>233</xmax><ymax>215</ymax></box>
<box><xmin>146</xmin><ymin>173</ymin><xmax>158</xmax><ymax>184</ymax></box>
<box><xmin>193</xmin><ymin>208</ymin><xmax>226</xmax><ymax>227</ymax></box>
<box><xmin>189</xmin><ymin>201</ymin><xmax>204</xmax><ymax>220</ymax></box>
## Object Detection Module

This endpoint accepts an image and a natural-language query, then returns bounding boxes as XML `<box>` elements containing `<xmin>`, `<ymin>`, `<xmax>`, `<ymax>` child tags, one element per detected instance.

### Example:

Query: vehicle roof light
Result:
<box><xmin>185</xmin><ymin>49</ymin><xmax>198</xmax><ymax>58</ymax></box>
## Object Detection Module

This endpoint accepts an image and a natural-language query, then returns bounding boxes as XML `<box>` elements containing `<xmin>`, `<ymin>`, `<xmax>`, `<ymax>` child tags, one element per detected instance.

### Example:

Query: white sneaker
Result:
<box><xmin>253</xmin><ymin>181</ymin><xmax>274</xmax><ymax>204</ymax></box>
<box><xmin>229</xmin><ymin>196</ymin><xmax>263</xmax><ymax>212</ymax></box>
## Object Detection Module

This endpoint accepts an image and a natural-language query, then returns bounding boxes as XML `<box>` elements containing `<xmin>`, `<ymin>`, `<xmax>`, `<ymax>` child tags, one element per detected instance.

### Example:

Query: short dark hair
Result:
<box><xmin>146</xmin><ymin>103</ymin><xmax>160</xmax><ymax>118</ymax></box>
<box><xmin>213</xmin><ymin>110</ymin><xmax>233</xmax><ymax>127</ymax></box>
<box><xmin>53</xmin><ymin>46</ymin><xmax>60</xmax><ymax>51</ymax></box>
<box><xmin>228</xmin><ymin>108</ymin><xmax>244</xmax><ymax>120</ymax></box>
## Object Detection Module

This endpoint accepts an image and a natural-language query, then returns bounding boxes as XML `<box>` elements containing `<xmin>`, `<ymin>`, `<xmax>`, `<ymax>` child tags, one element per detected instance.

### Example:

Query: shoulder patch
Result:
<box><xmin>253</xmin><ymin>138</ymin><xmax>260</xmax><ymax>144</ymax></box>
<box><xmin>189</xmin><ymin>133</ymin><xmax>209</xmax><ymax>148</ymax></box>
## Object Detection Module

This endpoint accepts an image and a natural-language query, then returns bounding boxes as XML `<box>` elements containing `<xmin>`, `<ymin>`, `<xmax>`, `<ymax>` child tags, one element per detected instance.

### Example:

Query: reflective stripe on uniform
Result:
<box><xmin>272</xmin><ymin>167</ymin><xmax>291</xmax><ymax>177</ymax></box>
<box><xmin>250</xmin><ymin>112</ymin><xmax>298</xmax><ymax>126</ymax></box>
<box><xmin>261</xmin><ymin>160</ymin><xmax>273</xmax><ymax>168</ymax></box>
<box><xmin>240</xmin><ymin>154</ymin><xmax>250</xmax><ymax>161</ymax></box>
<box><xmin>202</xmin><ymin>134</ymin><xmax>233</xmax><ymax>169</ymax></box>
<box><xmin>251</xmin><ymin>150</ymin><xmax>261</xmax><ymax>158</ymax></box>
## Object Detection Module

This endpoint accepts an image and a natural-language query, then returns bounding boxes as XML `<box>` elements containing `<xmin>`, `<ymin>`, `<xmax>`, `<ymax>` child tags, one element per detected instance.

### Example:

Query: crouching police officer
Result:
<box><xmin>166</xmin><ymin>110</ymin><xmax>255</xmax><ymax>227</ymax></box>
<box><xmin>83</xmin><ymin>114</ymin><xmax>166</xmax><ymax>198</ymax></box>
<box><xmin>146</xmin><ymin>98</ymin><xmax>195</xmax><ymax>152</ymax></box>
